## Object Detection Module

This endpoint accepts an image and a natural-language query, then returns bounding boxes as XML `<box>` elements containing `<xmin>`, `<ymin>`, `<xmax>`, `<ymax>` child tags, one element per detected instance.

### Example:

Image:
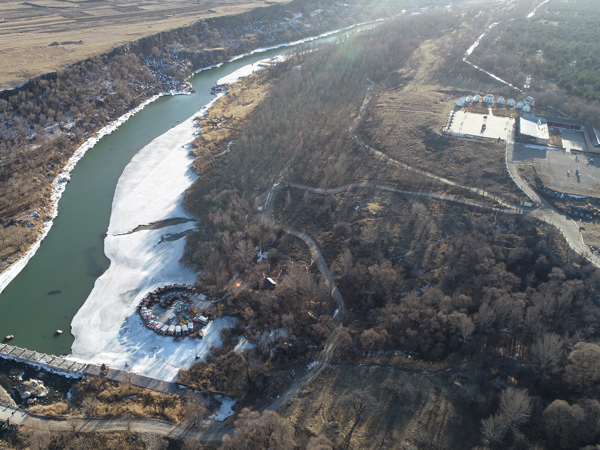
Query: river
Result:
<box><xmin>0</xmin><ymin>27</ymin><xmax>365</xmax><ymax>357</ymax></box>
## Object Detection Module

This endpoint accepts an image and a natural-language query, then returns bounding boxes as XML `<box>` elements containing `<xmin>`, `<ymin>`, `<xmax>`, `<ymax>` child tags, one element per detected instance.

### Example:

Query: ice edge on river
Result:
<box><xmin>0</xmin><ymin>91</ymin><xmax>189</xmax><ymax>296</ymax></box>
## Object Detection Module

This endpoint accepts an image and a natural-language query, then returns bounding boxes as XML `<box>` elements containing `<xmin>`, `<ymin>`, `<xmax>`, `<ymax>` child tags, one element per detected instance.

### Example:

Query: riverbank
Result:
<box><xmin>68</xmin><ymin>106</ymin><xmax>234</xmax><ymax>381</ymax></box>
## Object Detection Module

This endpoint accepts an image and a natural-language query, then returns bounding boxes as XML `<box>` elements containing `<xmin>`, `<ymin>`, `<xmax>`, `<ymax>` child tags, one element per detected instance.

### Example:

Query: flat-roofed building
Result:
<box><xmin>517</xmin><ymin>115</ymin><xmax>550</xmax><ymax>145</ymax></box>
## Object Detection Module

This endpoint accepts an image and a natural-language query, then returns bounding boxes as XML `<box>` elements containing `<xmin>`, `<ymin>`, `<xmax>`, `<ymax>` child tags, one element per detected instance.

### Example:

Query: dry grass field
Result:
<box><xmin>0</xmin><ymin>0</ymin><xmax>291</xmax><ymax>90</ymax></box>
<box><xmin>280</xmin><ymin>362</ymin><xmax>482</xmax><ymax>450</ymax></box>
<box><xmin>359</xmin><ymin>41</ymin><xmax>525</xmax><ymax>205</ymax></box>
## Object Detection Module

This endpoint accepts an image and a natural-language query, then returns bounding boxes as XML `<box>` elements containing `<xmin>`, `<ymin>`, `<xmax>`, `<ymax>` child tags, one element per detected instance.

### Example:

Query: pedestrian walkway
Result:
<box><xmin>0</xmin><ymin>343</ymin><xmax>181</xmax><ymax>395</ymax></box>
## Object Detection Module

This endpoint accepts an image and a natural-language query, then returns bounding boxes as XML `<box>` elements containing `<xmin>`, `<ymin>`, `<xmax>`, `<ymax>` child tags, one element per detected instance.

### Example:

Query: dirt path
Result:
<box><xmin>351</xmin><ymin>81</ymin><xmax>521</xmax><ymax>213</ymax></box>
<box><xmin>0</xmin><ymin>404</ymin><xmax>230</xmax><ymax>444</ymax></box>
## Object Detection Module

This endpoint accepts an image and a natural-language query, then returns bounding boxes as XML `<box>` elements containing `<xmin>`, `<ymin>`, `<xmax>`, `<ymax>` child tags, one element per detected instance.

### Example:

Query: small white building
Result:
<box><xmin>465</xmin><ymin>95</ymin><xmax>473</xmax><ymax>103</ymax></box>
<box><xmin>473</xmin><ymin>94</ymin><xmax>481</xmax><ymax>102</ymax></box>
<box><xmin>497</xmin><ymin>96</ymin><xmax>505</xmax><ymax>105</ymax></box>
<box><xmin>523</xmin><ymin>104</ymin><xmax>531</xmax><ymax>112</ymax></box>
<box><xmin>507</xmin><ymin>98</ymin><xmax>516</xmax><ymax>107</ymax></box>
<box><xmin>525</xmin><ymin>96</ymin><xmax>536</xmax><ymax>106</ymax></box>
<box><xmin>516</xmin><ymin>102</ymin><xmax>524</xmax><ymax>109</ymax></box>
<box><xmin>456</xmin><ymin>97</ymin><xmax>466</xmax><ymax>107</ymax></box>
<box><xmin>484</xmin><ymin>94</ymin><xmax>495</xmax><ymax>103</ymax></box>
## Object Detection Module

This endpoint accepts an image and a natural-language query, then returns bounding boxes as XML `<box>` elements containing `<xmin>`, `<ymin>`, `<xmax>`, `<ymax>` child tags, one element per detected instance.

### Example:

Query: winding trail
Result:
<box><xmin>351</xmin><ymin>82</ymin><xmax>520</xmax><ymax>212</ymax></box>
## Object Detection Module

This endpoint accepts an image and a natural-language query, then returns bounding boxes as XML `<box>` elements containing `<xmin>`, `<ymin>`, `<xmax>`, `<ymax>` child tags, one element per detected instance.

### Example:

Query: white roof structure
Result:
<box><xmin>465</xmin><ymin>95</ymin><xmax>473</xmax><ymax>103</ymax></box>
<box><xmin>473</xmin><ymin>94</ymin><xmax>481</xmax><ymax>102</ymax></box>
<box><xmin>523</xmin><ymin>104</ymin><xmax>531</xmax><ymax>112</ymax></box>
<box><xmin>520</xmin><ymin>116</ymin><xmax>549</xmax><ymax>141</ymax></box>
<box><xmin>497</xmin><ymin>96</ymin><xmax>505</xmax><ymax>104</ymax></box>
<box><xmin>456</xmin><ymin>97</ymin><xmax>466</xmax><ymax>107</ymax></box>
<box><xmin>516</xmin><ymin>102</ymin><xmax>524</xmax><ymax>109</ymax></box>
<box><xmin>484</xmin><ymin>94</ymin><xmax>494</xmax><ymax>103</ymax></box>
<box><xmin>525</xmin><ymin>96</ymin><xmax>536</xmax><ymax>106</ymax></box>
<box><xmin>507</xmin><ymin>98</ymin><xmax>516</xmax><ymax>107</ymax></box>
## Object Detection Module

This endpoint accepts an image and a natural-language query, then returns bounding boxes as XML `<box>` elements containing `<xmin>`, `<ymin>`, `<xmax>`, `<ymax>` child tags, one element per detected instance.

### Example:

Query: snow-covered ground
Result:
<box><xmin>210</xmin><ymin>394</ymin><xmax>237</xmax><ymax>421</ymax></box>
<box><xmin>68</xmin><ymin>102</ymin><xmax>235</xmax><ymax>381</ymax></box>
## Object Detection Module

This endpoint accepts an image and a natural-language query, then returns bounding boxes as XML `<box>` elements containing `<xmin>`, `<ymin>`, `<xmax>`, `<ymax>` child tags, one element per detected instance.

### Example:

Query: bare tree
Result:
<box><xmin>341</xmin><ymin>389</ymin><xmax>377</xmax><ymax>423</ymax></box>
<box><xmin>182</xmin><ymin>439</ymin><xmax>204</xmax><ymax>450</ymax></box>
<box><xmin>499</xmin><ymin>388</ymin><xmax>532</xmax><ymax>430</ymax></box>
<box><xmin>334</xmin><ymin>248</ymin><xmax>353</xmax><ymax>279</ymax></box>
<box><xmin>451</xmin><ymin>312</ymin><xmax>475</xmax><ymax>344</ymax></box>
<box><xmin>307</xmin><ymin>434</ymin><xmax>334</xmax><ymax>450</ymax></box>
<box><xmin>81</xmin><ymin>396</ymin><xmax>99</xmax><ymax>417</ymax></box>
<box><xmin>531</xmin><ymin>333</ymin><xmax>564</xmax><ymax>382</ymax></box>
<box><xmin>481</xmin><ymin>414</ymin><xmax>507</xmax><ymax>446</ymax></box>
<box><xmin>564</xmin><ymin>342</ymin><xmax>600</xmax><ymax>394</ymax></box>
<box><xmin>221</xmin><ymin>408</ymin><xmax>296</xmax><ymax>450</ymax></box>
<box><xmin>474</xmin><ymin>302</ymin><xmax>496</xmax><ymax>333</ymax></box>
<box><xmin>382</xmin><ymin>375</ymin><xmax>416</xmax><ymax>401</ymax></box>
<box><xmin>359</xmin><ymin>223</ymin><xmax>378</xmax><ymax>248</ymax></box>
<box><xmin>185</xmin><ymin>390</ymin><xmax>207</xmax><ymax>425</ymax></box>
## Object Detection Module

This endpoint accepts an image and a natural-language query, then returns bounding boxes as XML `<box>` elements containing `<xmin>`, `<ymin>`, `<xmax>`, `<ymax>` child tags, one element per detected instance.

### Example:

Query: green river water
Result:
<box><xmin>0</xmin><ymin>41</ymin><xmax>326</xmax><ymax>356</ymax></box>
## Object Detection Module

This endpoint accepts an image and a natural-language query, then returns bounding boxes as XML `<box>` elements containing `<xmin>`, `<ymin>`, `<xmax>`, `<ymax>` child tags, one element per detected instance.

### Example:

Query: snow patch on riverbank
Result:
<box><xmin>69</xmin><ymin>111</ymin><xmax>237</xmax><ymax>381</ymax></box>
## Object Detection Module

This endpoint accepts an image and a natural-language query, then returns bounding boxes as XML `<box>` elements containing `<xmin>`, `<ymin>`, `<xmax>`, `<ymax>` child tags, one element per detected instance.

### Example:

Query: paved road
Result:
<box><xmin>506</xmin><ymin>138</ymin><xmax>599</xmax><ymax>268</ymax></box>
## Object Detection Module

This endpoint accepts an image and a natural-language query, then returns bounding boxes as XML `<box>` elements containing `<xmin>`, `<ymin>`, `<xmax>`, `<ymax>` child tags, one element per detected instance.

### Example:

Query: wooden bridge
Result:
<box><xmin>0</xmin><ymin>343</ymin><xmax>181</xmax><ymax>395</ymax></box>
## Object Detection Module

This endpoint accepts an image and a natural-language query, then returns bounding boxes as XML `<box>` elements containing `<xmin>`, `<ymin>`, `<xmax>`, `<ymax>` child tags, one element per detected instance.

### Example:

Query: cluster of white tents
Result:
<box><xmin>456</xmin><ymin>94</ymin><xmax>534</xmax><ymax>112</ymax></box>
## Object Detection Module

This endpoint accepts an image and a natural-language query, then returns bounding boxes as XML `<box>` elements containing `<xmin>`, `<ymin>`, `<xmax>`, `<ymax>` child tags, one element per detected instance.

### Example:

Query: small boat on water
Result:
<box><xmin>55</xmin><ymin>330</ymin><xmax>63</xmax><ymax>335</ymax></box>
<box><xmin>5</xmin><ymin>335</ymin><xmax>14</xmax><ymax>341</ymax></box>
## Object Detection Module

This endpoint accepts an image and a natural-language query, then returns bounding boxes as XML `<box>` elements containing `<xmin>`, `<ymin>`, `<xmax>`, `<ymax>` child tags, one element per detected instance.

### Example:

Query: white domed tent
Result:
<box><xmin>484</xmin><ymin>94</ymin><xmax>495</xmax><ymax>104</ymax></box>
<box><xmin>456</xmin><ymin>97</ymin><xmax>466</xmax><ymax>107</ymax></box>
<box><xmin>523</xmin><ymin>104</ymin><xmax>531</xmax><ymax>112</ymax></box>
<box><xmin>473</xmin><ymin>94</ymin><xmax>481</xmax><ymax>102</ymax></box>
<box><xmin>516</xmin><ymin>102</ymin><xmax>524</xmax><ymax>109</ymax></box>
<box><xmin>465</xmin><ymin>95</ymin><xmax>473</xmax><ymax>103</ymax></box>
<box><xmin>497</xmin><ymin>96</ymin><xmax>505</xmax><ymax>105</ymax></box>
<box><xmin>507</xmin><ymin>99</ymin><xmax>516</xmax><ymax>107</ymax></box>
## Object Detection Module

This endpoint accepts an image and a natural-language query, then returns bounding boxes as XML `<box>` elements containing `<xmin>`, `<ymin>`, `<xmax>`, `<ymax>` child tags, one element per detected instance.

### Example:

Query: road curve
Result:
<box><xmin>506</xmin><ymin>138</ymin><xmax>599</xmax><ymax>268</ymax></box>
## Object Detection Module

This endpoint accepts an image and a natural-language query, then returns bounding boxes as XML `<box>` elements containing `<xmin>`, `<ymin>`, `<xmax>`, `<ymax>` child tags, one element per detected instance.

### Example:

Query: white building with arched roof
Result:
<box><xmin>484</xmin><ymin>94</ymin><xmax>494</xmax><ymax>104</ymax></box>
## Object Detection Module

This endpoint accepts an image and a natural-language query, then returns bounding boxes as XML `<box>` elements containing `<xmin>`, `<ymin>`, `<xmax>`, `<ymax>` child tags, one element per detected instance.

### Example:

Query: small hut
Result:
<box><xmin>484</xmin><ymin>94</ymin><xmax>495</xmax><ymax>104</ymax></box>
<box><xmin>497</xmin><ymin>96</ymin><xmax>505</xmax><ymax>105</ymax></box>
<box><xmin>507</xmin><ymin>98</ymin><xmax>516</xmax><ymax>107</ymax></box>
<box><xmin>264</xmin><ymin>277</ymin><xmax>277</xmax><ymax>290</ymax></box>
<box><xmin>473</xmin><ymin>94</ymin><xmax>481</xmax><ymax>102</ymax></box>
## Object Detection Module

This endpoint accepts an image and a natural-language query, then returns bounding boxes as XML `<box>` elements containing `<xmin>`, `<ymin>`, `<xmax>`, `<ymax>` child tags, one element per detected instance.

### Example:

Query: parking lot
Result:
<box><xmin>513</xmin><ymin>144</ymin><xmax>600</xmax><ymax>197</ymax></box>
<box><xmin>447</xmin><ymin>110</ymin><xmax>515</xmax><ymax>140</ymax></box>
